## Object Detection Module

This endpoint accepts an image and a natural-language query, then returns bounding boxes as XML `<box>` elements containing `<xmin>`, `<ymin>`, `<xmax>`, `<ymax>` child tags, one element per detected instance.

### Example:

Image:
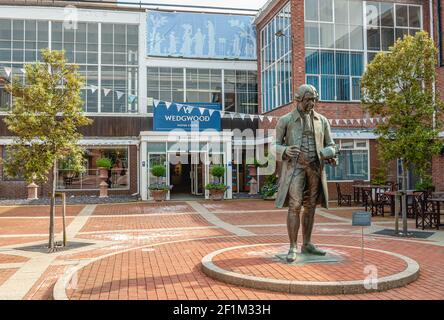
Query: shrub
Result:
<box><xmin>151</xmin><ymin>165</ymin><xmax>166</xmax><ymax>178</ymax></box>
<box><xmin>210</xmin><ymin>165</ymin><xmax>225</xmax><ymax>179</ymax></box>
<box><xmin>96</xmin><ymin>157</ymin><xmax>112</xmax><ymax>169</ymax></box>
<box><xmin>205</xmin><ymin>183</ymin><xmax>229</xmax><ymax>191</ymax></box>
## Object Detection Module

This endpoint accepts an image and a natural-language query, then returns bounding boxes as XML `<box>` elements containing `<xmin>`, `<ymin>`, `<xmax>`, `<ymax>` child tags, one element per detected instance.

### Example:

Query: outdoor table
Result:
<box><xmin>352</xmin><ymin>184</ymin><xmax>391</xmax><ymax>204</ymax></box>
<box><xmin>384</xmin><ymin>190</ymin><xmax>422</xmax><ymax>216</ymax></box>
<box><xmin>425</xmin><ymin>197</ymin><xmax>444</xmax><ymax>230</ymax></box>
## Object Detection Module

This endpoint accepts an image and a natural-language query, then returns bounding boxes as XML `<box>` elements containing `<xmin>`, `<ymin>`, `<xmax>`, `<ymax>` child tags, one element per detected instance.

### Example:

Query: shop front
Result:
<box><xmin>140</xmin><ymin>131</ymin><xmax>233</xmax><ymax>200</ymax></box>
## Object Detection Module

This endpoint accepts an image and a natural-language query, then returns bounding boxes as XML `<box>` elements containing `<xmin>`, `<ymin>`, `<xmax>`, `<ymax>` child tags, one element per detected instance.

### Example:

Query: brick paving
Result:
<box><xmin>0</xmin><ymin>200</ymin><xmax>442</xmax><ymax>300</ymax></box>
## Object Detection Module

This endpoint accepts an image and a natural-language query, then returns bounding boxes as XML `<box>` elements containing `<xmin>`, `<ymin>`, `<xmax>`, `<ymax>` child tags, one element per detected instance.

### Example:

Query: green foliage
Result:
<box><xmin>150</xmin><ymin>165</ymin><xmax>166</xmax><ymax>178</ymax></box>
<box><xmin>370</xmin><ymin>165</ymin><xmax>387</xmax><ymax>185</ymax></box>
<box><xmin>59</xmin><ymin>154</ymin><xmax>86</xmax><ymax>174</ymax></box>
<box><xmin>148</xmin><ymin>183</ymin><xmax>172</xmax><ymax>191</ymax></box>
<box><xmin>3</xmin><ymin>49</ymin><xmax>92</xmax><ymax>184</ymax></box>
<box><xmin>361</xmin><ymin>31</ymin><xmax>443</xmax><ymax>184</ymax></box>
<box><xmin>95</xmin><ymin>157</ymin><xmax>112</xmax><ymax>169</ymax></box>
<box><xmin>259</xmin><ymin>175</ymin><xmax>278</xmax><ymax>197</ymax></box>
<box><xmin>205</xmin><ymin>183</ymin><xmax>229</xmax><ymax>191</ymax></box>
<box><xmin>210</xmin><ymin>165</ymin><xmax>225</xmax><ymax>178</ymax></box>
<box><xmin>415</xmin><ymin>175</ymin><xmax>435</xmax><ymax>191</ymax></box>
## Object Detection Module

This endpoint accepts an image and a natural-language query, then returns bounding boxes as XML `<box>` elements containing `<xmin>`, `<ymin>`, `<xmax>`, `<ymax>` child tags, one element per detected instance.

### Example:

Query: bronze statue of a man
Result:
<box><xmin>274</xmin><ymin>84</ymin><xmax>337</xmax><ymax>262</ymax></box>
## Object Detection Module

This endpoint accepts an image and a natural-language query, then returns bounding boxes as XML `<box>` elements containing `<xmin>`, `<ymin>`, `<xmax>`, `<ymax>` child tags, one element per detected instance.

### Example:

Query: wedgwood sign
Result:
<box><xmin>153</xmin><ymin>101</ymin><xmax>221</xmax><ymax>131</ymax></box>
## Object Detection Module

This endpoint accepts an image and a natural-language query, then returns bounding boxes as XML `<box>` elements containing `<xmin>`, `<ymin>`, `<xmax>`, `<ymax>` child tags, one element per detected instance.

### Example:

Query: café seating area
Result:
<box><xmin>349</xmin><ymin>181</ymin><xmax>443</xmax><ymax>230</ymax></box>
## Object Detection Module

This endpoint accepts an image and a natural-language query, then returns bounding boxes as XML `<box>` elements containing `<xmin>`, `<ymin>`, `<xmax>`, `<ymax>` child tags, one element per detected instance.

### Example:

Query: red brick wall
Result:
<box><xmin>432</xmin><ymin>154</ymin><xmax>444</xmax><ymax>191</ymax></box>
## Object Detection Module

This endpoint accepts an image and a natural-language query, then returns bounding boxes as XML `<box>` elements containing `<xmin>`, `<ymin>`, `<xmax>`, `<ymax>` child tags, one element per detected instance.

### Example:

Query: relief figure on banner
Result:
<box><xmin>168</xmin><ymin>31</ymin><xmax>177</xmax><ymax>54</ymax></box>
<box><xmin>193</xmin><ymin>28</ymin><xmax>206</xmax><ymax>56</ymax></box>
<box><xmin>181</xmin><ymin>24</ymin><xmax>193</xmax><ymax>56</ymax></box>
<box><xmin>207</xmin><ymin>21</ymin><xmax>216</xmax><ymax>56</ymax></box>
<box><xmin>274</xmin><ymin>84</ymin><xmax>338</xmax><ymax>262</ymax></box>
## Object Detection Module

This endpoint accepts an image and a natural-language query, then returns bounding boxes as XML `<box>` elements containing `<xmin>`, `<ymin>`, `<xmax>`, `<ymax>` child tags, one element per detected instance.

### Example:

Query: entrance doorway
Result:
<box><xmin>169</xmin><ymin>153</ymin><xmax>204</xmax><ymax>198</ymax></box>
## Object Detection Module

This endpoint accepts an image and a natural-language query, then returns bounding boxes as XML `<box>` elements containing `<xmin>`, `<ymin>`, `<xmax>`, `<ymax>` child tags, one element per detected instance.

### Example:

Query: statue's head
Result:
<box><xmin>295</xmin><ymin>84</ymin><xmax>319</xmax><ymax>113</ymax></box>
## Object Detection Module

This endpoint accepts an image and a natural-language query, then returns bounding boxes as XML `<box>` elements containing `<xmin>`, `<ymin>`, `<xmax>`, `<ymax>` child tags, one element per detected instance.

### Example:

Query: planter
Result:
<box><xmin>263</xmin><ymin>193</ymin><xmax>277</xmax><ymax>201</ymax></box>
<box><xmin>209</xmin><ymin>189</ymin><xmax>225</xmax><ymax>201</ymax></box>
<box><xmin>98</xmin><ymin>167</ymin><xmax>109</xmax><ymax>179</ymax></box>
<box><xmin>151</xmin><ymin>189</ymin><xmax>168</xmax><ymax>202</ymax></box>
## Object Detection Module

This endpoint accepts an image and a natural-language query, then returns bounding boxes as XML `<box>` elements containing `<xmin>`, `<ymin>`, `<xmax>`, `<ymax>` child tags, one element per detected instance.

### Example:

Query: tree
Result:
<box><xmin>361</xmin><ymin>31</ymin><xmax>443</xmax><ymax>235</ymax></box>
<box><xmin>3</xmin><ymin>49</ymin><xmax>92</xmax><ymax>251</ymax></box>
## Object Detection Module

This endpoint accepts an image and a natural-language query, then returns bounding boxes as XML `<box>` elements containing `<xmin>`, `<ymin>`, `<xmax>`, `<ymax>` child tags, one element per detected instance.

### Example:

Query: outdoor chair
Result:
<box><xmin>336</xmin><ymin>183</ymin><xmax>352</xmax><ymax>206</ymax></box>
<box><xmin>352</xmin><ymin>179</ymin><xmax>365</xmax><ymax>203</ymax></box>
<box><xmin>362</xmin><ymin>188</ymin><xmax>387</xmax><ymax>216</ymax></box>
<box><xmin>416</xmin><ymin>191</ymin><xmax>440</xmax><ymax>229</ymax></box>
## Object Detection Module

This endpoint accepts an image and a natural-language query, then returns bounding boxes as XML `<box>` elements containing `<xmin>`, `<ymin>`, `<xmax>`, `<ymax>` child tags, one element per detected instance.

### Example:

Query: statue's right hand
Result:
<box><xmin>285</xmin><ymin>145</ymin><xmax>300</xmax><ymax>158</ymax></box>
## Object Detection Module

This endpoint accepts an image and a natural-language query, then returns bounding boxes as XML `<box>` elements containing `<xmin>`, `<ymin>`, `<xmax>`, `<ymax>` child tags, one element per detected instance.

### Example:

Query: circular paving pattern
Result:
<box><xmin>202</xmin><ymin>243</ymin><xmax>420</xmax><ymax>295</ymax></box>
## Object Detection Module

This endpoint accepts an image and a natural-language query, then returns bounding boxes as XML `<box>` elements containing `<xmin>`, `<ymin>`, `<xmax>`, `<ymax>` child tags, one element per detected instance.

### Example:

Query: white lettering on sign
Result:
<box><xmin>165</xmin><ymin>115</ymin><xmax>210</xmax><ymax>122</ymax></box>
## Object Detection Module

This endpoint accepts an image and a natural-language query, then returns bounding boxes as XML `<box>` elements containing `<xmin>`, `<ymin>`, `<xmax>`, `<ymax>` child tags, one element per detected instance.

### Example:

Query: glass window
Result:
<box><xmin>305</xmin><ymin>22</ymin><xmax>319</xmax><ymax>47</ymax></box>
<box><xmin>319</xmin><ymin>0</ymin><xmax>334</xmax><ymax>22</ymax></box>
<box><xmin>409</xmin><ymin>6</ymin><xmax>421</xmax><ymax>28</ymax></box>
<box><xmin>305</xmin><ymin>0</ymin><xmax>319</xmax><ymax>21</ymax></box>
<box><xmin>396</xmin><ymin>5</ymin><xmax>408</xmax><ymax>27</ymax></box>
<box><xmin>367</xmin><ymin>28</ymin><xmax>380</xmax><ymax>51</ymax></box>
<box><xmin>56</xmin><ymin>147</ymin><xmax>129</xmax><ymax>190</ymax></box>
<box><xmin>320</xmin><ymin>23</ymin><xmax>334</xmax><ymax>48</ymax></box>
<box><xmin>335</xmin><ymin>0</ymin><xmax>349</xmax><ymax>24</ymax></box>
<box><xmin>335</xmin><ymin>24</ymin><xmax>349</xmax><ymax>49</ymax></box>
<box><xmin>349</xmin><ymin>0</ymin><xmax>363</xmax><ymax>25</ymax></box>
<box><xmin>260</xmin><ymin>3</ymin><xmax>292</xmax><ymax>111</ymax></box>
<box><xmin>349</xmin><ymin>25</ymin><xmax>363</xmax><ymax>50</ymax></box>
<box><xmin>381</xmin><ymin>27</ymin><xmax>394</xmax><ymax>50</ymax></box>
<box><xmin>380</xmin><ymin>3</ymin><xmax>394</xmax><ymax>27</ymax></box>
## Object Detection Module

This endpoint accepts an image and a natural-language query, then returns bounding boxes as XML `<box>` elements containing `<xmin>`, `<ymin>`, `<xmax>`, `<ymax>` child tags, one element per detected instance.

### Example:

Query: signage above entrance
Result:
<box><xmin>153</xmin><ymin>100</ymin><xmax>221</xmax><ymax>132</ymax></box>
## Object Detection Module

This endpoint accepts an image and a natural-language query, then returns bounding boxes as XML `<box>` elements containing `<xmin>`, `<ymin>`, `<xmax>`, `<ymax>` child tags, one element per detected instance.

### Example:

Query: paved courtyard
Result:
<box><xmin>0</xmin><ymin>200</ymin><xmax>442</xmax><ymax>300</ymax></box>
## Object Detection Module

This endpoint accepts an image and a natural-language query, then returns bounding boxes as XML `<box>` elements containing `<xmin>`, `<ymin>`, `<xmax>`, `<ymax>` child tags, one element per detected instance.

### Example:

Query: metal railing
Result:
<box><xmin>56</xmin><ymin>168</ymin><xmax>129</xmax><ymax>190</ymax></box>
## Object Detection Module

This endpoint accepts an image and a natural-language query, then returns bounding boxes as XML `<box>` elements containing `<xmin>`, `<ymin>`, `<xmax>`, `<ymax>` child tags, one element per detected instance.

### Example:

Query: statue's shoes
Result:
<box><xmin>301</xmin><ymin>243</ymin><xmax>326</xmax><ymax>256</ymax></box>
<box><xmin>286</xmin><ymin>247</ymin><xmax>297</xmax><ymax>263</ymax></box>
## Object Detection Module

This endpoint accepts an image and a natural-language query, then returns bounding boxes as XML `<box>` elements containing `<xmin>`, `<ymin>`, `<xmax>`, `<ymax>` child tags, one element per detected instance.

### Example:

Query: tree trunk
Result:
<box><xmin>401</xmin><ymin>159</ymin><xmax>408</xmax><ymax>236</ymax></box>
<box><xmin>48</xmin><ymin>162</ymin><xmax>57</xmax><ymax>251</ymax></box>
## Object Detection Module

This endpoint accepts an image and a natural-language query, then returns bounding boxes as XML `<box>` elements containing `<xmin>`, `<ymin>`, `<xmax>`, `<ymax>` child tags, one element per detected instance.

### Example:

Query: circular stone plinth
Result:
<box><xmin>201</xmin><ymin>243</ymin><xmax>420</xmax><ymax>295</ymax></box>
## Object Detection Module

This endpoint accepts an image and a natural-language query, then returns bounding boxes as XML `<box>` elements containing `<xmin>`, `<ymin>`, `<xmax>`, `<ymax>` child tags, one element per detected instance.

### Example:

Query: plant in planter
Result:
<box><xmin>415</xmin><ymin>175</ymin><xmax>435</xmax><ymax>192</ymax></box>
<box><xmin>149</xmin><ymin>165</ymin><xmax>172</xmax><ymax>201</ymax></box>
<box><xmin>59</xmin><ymin>157</ymin><xmax>84</xmax><ymax>188</ymax></box>
<box><xmin>205</xmin><ymin>165</ymin><xmax>228</xmax><ymax>200</ymax></box>
<box><xmin>260</xmin><ymin>175</ymin><xmax>278</xmax><ymax>200</ymax></box>
<box><xmin>96</xmin><ymin>157</ymin><xmax>112</xmax><ymax>179</ymax></box>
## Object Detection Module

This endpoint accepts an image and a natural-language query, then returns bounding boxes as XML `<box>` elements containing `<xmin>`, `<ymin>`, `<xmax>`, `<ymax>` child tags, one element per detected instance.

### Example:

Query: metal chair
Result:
<box><xmin>352</xmin><ymin>179</ymin><xmax>365</xmax><ymax>203</ymax></box>
<box><xmin>336</xmin><ymin>183</ymin><xmax>351</xmax><ymax>206</ymax></box>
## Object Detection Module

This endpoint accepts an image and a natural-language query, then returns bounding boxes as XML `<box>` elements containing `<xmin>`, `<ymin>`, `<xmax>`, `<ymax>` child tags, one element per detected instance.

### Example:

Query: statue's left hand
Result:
<box><xmin>325</xmin><ymin>158</ymin><xmax>337</xmax><ymax>166</ymax></box>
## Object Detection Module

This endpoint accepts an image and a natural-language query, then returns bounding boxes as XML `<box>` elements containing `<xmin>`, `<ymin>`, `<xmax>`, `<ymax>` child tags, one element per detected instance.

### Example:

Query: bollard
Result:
<box><xmin>99</xmin><ymin>181</ymin><xmax>108</xmax><ymax>198</ymax></box>
<box><xmin>27</xmin><ymin>182</ymin><xmax>39</xmax><ymax>200</ymax></box>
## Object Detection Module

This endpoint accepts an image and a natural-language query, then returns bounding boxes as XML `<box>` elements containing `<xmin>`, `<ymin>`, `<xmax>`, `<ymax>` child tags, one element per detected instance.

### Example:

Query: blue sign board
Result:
<box><xmin>352</xmin><ymin>212</ymin><xmax>372</xmax><ymax>226</ymax></box>
<box><xmin>153</xmin><ymin>101</ymin><xmax>221</xmax><ymax>132</ymax></box>
<box><xmin>147</xmin><ymin>10</ymin><xmax>257</xmax><ymax>60</ymax></box>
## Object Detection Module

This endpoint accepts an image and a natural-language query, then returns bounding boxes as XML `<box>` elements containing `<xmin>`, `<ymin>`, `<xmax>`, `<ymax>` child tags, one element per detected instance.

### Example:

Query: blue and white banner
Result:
<box><xmin>153</xmin><ymin>100</ymin><xmax>222</xmax><ymax>131</ymax></box>
<box><xmin>147</xmin><ymin>10</ymin><xmax>257</xmax><ymax>60</ymax></box>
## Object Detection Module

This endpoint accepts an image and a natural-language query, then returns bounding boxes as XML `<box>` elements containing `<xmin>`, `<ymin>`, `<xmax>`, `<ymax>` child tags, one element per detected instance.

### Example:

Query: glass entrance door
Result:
<box><xmin>190</xmin><ymin>152</ymin><xmax>204</xmax><ymax>195</ymax></box>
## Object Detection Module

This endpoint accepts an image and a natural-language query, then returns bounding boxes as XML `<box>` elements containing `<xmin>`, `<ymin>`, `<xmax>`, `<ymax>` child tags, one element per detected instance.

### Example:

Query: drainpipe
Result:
<box><xmin>439</xmin><ymin>0</ymin><xmax>443</xmax><ymax>66</ymax></box>
<box><xmin>430</xmin><ymin>0</ymin><xmax>437</xmax><ymax>129</ymax></box>
<box><xmin>137</xmin><ymin>142</ymin><xmax>140</xmax><ymax>198</ymax></box>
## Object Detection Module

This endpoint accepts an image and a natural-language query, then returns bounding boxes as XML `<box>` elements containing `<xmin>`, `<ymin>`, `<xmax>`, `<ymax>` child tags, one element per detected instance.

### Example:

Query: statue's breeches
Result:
<box><xmin>287</xmin><ymin>164</ymin><xmax>321</xmax><ymax>216</ymax></box>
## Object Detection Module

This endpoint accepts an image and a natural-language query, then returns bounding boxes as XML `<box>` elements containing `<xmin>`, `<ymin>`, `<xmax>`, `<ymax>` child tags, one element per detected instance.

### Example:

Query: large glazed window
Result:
<box><xmin>304</xmin><ymin>0</ymin><xmax>422</xmax><ymax>102</ymax></box>
<box><xmin>147</xmin><ymin>67</ymin><xmax>257</xmax><ymax>114</ymax></box>
<box><xmin>0</xmin><ymin>19</ymin><xmax>139</xmax><ymax>113</ymax></box>
<box><xmin>56</xmin><ymin>147</ymin><xmax>129</xmax><ymax>190</ymax></box>
<box><xmin>260</xmin><ymin>2</ymin><xmax>292</xmax><ymax>112</ymax></box>
<box><xmin>326</xmin><ymin>139</ymin><xmax>369</xmax><ymax>181</ymax></box>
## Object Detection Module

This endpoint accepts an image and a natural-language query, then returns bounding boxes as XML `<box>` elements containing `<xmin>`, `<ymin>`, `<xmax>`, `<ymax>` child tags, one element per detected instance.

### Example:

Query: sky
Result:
<box><xmin>120</xmin><ymin>0</ymin><xmax>269</xmax><ymax>11</ymax></box>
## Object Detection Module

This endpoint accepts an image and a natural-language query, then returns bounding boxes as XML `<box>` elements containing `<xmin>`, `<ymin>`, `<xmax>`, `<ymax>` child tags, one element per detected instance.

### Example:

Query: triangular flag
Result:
<box><xmin>209</xmin><ymin>109</ymin><xmax>214</xmax><ymax>116</ymax></box>
<box><xmin>328</xmin><ymin>119</ymin><xmax>332</xmax><ymax>125</ymax></box>
<box><xmin>356</xmin><ymin>119</ymin><xmax>361</xmax><ymax>125</ymax></box>
<box><xmin>128</xmin><ymin>95</ymin><xmax>137</xmax><ymax>103</ymax></box>
<box><xmin>103</xmin><ymin>88</ymin><xmax>111</xmax><ymax>96</ymax></box>
<box><xmin>239</xmin><ymin>113</ymin><xmax>245</xmax><ymax>120</ymax></box>
<box><xmin>89</xmin><ymin>85</ymin><xmax>98</xmax><ymax>93</ymax></box>
<box><xmin>349</xmin><ymin>119</ymin><xmax>354</xmax><ymax>125</ymax></box>
<box><xmin>230</xmin><ymin>113</ymin><xmax>235</xmax><ymax>120</ymax></box>
<box><xmin>153</xmin><ymin>99</ymin><xmax>160</xmax><ymax>108</ymax></box>
<box><xmin>199</xmin><ymin>107</ymin><xmax>205</xmax><ymax>115</ymax></box>
<box><xmin>363</xmin><ymin>119</ymin><xmax>367</xmax><ymax>124</ymax></box>
<box><xmin>267</xmin><ymin>116</ymin><xmax>273</xmax><ymax>123</ymax></box>
<box><xmin>176</xmin><ymin>104</ymin><xmax>183</xmax><ymax>112</ymax></box>
<box><xmin>116</xmin><ymin>91</ymin><xmax>124</xmax><ymax>100</ymax></box>
<box><xmin>259</xmin><ymin>115</ymin><xmax>264</xmax><ymax>122</ymax></box>
<box><xmin>220</xmin><ymin>111</ymin><xmax>225</xmax><ymax>117</ymax></box>
<box><xmin>342</xmin><ymin>119</ymin><xmax>347</xmax><ymax>125</ymax></box>
<box><xmin>4</xmin><ymin>67</ymin><xmax>11</xmax><ymax>77</ymax></box>
<box><xmin>369</xmin><ymin>118</ymin><xmax>374</xmax><ymax>124</ymax></box>
<box><xmin>249</xmin><ymin>114</ymin><xmax>255</xmax><ymax>121</ymax></box>
<box><xmin>165</xmin><ymin>101</ymin><xmax>172</xmax><ymax>109</ymax></box>
<box><xmin>335</xmin><ymin>119</ymin><xmax>340</xmax><ymax>125</ymax></box>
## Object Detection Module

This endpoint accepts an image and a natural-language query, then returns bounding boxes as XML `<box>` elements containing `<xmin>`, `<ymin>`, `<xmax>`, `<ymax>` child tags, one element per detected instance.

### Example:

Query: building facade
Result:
<box><xmin>0</xmin><ymin>1</ymin><xmax>443</xmax><ymax>200</ymax></box>
<box><xmin>255</xmin><ymin>0</ymin><xmax>444</xmax><ymax>198</ymax></box>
